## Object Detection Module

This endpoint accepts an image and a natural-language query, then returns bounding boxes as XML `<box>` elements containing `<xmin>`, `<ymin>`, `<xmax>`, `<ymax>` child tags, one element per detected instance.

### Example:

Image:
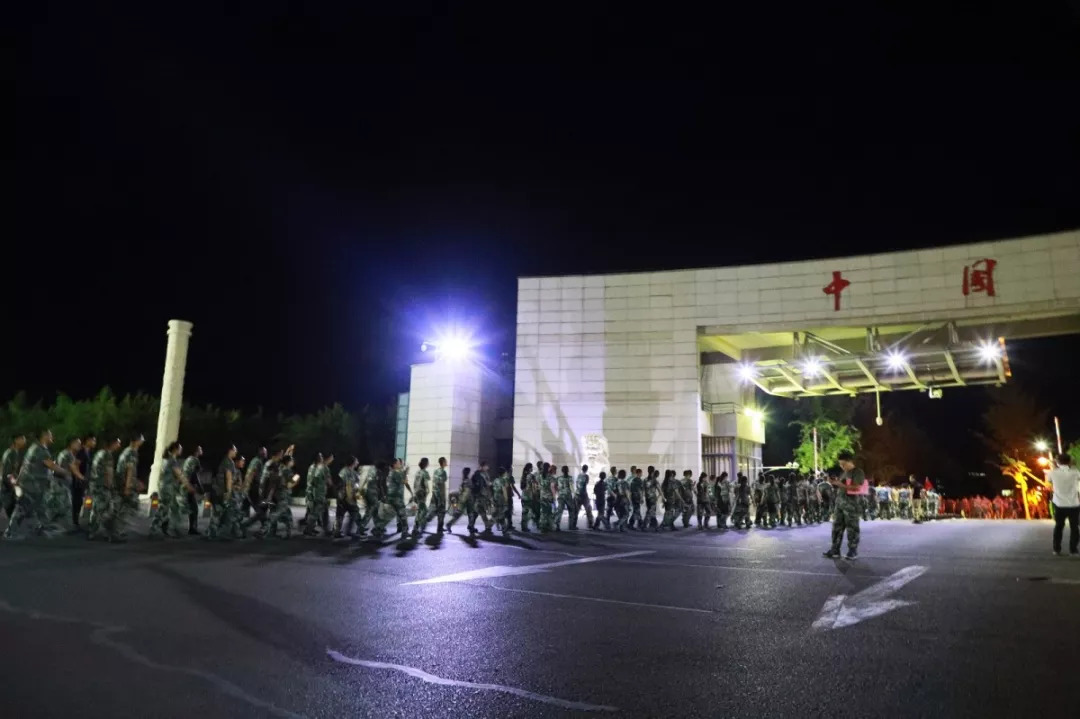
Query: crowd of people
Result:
<box><xmin>8</xmin><ymin>428</ymin><xmax>1072</xmax><ymax>558</ymax></box>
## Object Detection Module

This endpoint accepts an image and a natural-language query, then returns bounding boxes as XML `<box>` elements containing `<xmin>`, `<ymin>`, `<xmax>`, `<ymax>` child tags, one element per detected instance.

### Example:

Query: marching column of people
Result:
<box><xmin>1</xmin><ymin>430</ymin><xmax>988</xmax><ymax>548</ymax></box>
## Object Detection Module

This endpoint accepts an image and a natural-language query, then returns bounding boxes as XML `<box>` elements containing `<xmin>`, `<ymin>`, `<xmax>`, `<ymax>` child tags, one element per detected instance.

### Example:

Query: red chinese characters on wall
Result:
<box><xmin>962</xmin><ymin>258</ymin><xmax>997</xmax><ymax>297</ymax></box>
<box><xmin>822</xmin><ymin>271</ymin><xmax>850</xmax><ymax>311</ymax></box>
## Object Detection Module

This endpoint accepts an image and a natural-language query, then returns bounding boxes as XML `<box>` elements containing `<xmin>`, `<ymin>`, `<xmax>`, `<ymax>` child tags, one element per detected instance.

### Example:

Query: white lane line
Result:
<box><xmin>484</xmin><ymin>584</ymin><xmax>716</xmax><ymax>615</ymax></box>
<box><xmin>401</xmin><ymin>550</ymin><xmax>653</xmax><ymax>585</ymax></box>
<box><xmin>1049</xmin><ymin>577</ymin><xmax>1080</xmax><ymax>585</ymax></box>
<box><xmin>0</xmin><ymin>600</ymin><xmax>304</xmax><ymax>718</ymax></box>
<box><xmin>616</xmin><ymin>557</ymin><xmax>877</xmax><ymax>578</ymax></box>
<box><xmin>327</xmin><ymin>649</ymin><xmax>617</xmax><ymax>712</ymax></box>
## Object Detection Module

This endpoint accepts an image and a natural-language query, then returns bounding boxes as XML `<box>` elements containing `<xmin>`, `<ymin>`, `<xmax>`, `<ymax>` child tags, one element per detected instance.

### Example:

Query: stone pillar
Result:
<box><xmin>146</xmin><ymin>320</ymin><xmax>194</xmax><ymax>496</ymax></box>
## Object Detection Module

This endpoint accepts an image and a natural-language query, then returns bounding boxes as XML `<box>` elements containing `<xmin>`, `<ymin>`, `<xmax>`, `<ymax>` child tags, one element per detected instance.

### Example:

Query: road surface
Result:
<box><xmin>1</xmin><ymin>516</ymin><xmax>1076</xmax><ymax>718</ymax></box>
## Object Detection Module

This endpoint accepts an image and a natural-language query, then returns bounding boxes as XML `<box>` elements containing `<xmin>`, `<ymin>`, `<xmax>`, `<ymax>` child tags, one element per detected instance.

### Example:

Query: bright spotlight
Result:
<box><xmin>886</xmin><ymin>350</ymin><xmax>907</xmax><ymax>371</ymax></box>
<box><xmin>422</xmin><ymin>330</ymin><xmax>477</xmax><ymax>363</ymax></box>
<box><xmin>737</xmin><ymin>364</ymin><xmax>757</xmax><ymax>382</ymax></box>
<box><xmin>977</xmin><ymin>341</ymin><xmax>1001</xmax><ymax>363</ymax></box>
<box><xmin>1034</xmin><ymin>439</ymin><xmax>1049</xmax><ymax>452</ymax></box>
<box><xmin>802</xmin><ymin>357</ymin><xmax>822</xmax><ymax>378</ymax></box>
<box><xmin>744</xmin><ymin>407</ymin><xmax>763</xmax><ymax>420</ymax></box>
<box><xmin>1036</xmin><ymin>456</ymin><xmax>1050</xmax><ymax>467</ymax></box>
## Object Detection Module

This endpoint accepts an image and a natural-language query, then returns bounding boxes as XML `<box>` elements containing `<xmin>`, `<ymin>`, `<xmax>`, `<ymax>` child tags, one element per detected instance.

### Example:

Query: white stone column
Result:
<box><xmin>146</xmin><ymin>320</ymin><xmax>194</xmax><ymax>496</ymax></box>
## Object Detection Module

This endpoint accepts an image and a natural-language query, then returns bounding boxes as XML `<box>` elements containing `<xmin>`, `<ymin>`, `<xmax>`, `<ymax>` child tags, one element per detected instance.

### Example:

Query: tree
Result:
<box><xmin>1067</xmin><ymin>440</ymin><xmax>1080</xmax><ymax>468</ymax></box>
<box><xmin>791</xmin><ymin>417</ymin><xmax>860</xmax><ymax>473</ymax></box>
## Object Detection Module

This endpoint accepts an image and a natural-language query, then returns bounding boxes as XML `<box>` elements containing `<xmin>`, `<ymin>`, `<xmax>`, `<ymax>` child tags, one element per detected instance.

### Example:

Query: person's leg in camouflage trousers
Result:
<box><xmin>265</xmin><ymin>502</ymin><xmax>294</xmax><ymax>539</ymax></box>
<box><xmin>680</xmin><ymin>498</ymin><xmax>693</xmax><ymax>528</ymax></box>
<box><xmin>4</xmin><ymin>477</ymin><xmax>47</xmax><ymax>539</ymax></box>
<box><xmin>43</xmin><ymin>478</ymin><xmax>74</xmax><ymax>534</ymax></box>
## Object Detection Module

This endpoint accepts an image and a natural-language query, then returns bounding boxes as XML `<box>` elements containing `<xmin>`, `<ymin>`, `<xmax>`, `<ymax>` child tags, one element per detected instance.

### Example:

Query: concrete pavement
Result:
<box><xmin>1</xmin><ymin>516</ymin><xmax>1077</xmax><ymax>718</ymax></box>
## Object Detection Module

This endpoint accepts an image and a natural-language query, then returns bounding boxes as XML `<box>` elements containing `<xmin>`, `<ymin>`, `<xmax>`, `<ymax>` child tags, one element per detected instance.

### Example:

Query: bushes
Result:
<box><xmin>0</xmin><ymin>389</ymin><xmax>394</xmax><ymax>481</ymax></box>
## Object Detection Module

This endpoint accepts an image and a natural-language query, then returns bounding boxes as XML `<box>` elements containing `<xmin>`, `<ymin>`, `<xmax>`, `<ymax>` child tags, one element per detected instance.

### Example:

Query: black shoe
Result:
<box><xmin>844</xmin><ymin>551</ymin><xmax>858</xmax><ymax>561</ymax></box>
<box><xmin>823</xmin><ymin>550</ymin><xmax>840</xmax><ymax>558</ymax></box>
<box><xmin>188</xmin><ymin>528</ymin><xmax>201</xmax><ymax>536</ymax></box>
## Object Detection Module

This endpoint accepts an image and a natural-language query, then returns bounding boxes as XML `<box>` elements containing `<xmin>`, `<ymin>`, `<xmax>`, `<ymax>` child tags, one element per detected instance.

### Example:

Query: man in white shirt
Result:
<box><xmin>1046</xmin><ymin>454</ymin><xmax>1080</xmax><ymax>556</ymax></box>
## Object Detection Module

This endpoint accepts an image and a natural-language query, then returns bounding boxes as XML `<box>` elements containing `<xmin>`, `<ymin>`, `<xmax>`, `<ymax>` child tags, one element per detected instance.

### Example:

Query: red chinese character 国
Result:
<box><xmin>962</xmin><ymin>258</ymin><xmax>996</xmax><ymax>297</ymax></box>
<box><xmin>823</xmin><ymin>271</ymin><xmax>850</xmax><ymax>311</ymax></box>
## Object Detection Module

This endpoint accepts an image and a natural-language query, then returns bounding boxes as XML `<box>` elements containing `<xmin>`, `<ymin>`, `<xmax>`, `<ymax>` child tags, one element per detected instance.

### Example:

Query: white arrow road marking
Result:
<box><xmin>327</xmin><ymin>649</ymin><xmax>618</xmax><ymax>712</ymax></box>
<box><xmin>812</xmin><ymin>565</ymin><xmax>928</xmax><ymax>631</ymax></box>
<box><xmin>400</xmin><ymin>550</ymin><xmax>653</xmax><ymax>585</ymax></box>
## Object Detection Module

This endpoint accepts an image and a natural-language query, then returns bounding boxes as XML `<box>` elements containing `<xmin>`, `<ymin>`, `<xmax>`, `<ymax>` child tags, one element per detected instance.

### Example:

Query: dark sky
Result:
<box><xmin>11</xmin><ymin>4</ymin><xmax>1080</xmax><ymax>436</ymax></box>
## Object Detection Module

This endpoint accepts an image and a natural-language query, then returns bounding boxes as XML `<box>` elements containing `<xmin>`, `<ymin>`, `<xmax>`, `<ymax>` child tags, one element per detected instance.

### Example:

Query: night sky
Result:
<box><xmin>11</xmin><ymin>5</ymin><xmax>1080</xmax><ymax>454</ymax></box>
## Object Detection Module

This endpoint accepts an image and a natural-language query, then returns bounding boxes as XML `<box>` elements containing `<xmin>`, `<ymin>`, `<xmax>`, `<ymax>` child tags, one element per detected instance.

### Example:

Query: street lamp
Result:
<box><xmin>1034</xmin><ymin>439</ymin><xmax>1053</xmax><ymax>471</ymax></box>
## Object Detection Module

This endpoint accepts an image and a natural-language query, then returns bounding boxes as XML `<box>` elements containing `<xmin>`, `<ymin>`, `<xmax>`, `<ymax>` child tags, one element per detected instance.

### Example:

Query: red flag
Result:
<box><xmin>924</xmin><ymin>477</ymin><xmax>934</xmax><ymax>491</ymax></box>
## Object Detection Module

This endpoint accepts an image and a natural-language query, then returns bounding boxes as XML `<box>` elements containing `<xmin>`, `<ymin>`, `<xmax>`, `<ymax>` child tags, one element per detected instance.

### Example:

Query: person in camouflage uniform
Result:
<box><xmin>628</xmin><ymin>468</ymin><xmax>644</xmax><ymax>530</ymax></box>
<box><xmin>537</xmin><ymin>463</ymin><xmax>557</xmax><ymax>532</ymax></box>
<box><xmin>591</xmin><ymin>471</ymin><xmax>610</xmax><ymax>530</ymax></box>
<box><xmin>796</xmin><ymin>474</ymin><xmax>811</xmax><ymax>525</ymax></box>
<box><xmin>409</xmin><ymin>457</ymin><xmax>433</xmax><ymax>537</ymax></box>
<box><xmin>242</xmin><ymin>447</ymin><xmax>284</xmax><ymax>535</ymax></box>
<box><xmin>603</xmin><ymin>465</ymin><xmax>620</xmax><ymax>528</ymax></box>
<box><xmin>1</xmin><ymin>433</ymin><xmax>27</xmax><ymax>522</ymax></box>
<box><xmin>445</xmin><ymin>465</ymin><xmax>473</xmax><ymax>533</ymax></box>
<box><xmin>150</xmin><ymin>441</ymin><xmax>190</xmax><ymax>538</ymax></box>
<box><xmin>762</xmin><ymin>475</ymin><xmax>780</xmax><ymax>528</ymax></box>
<box><xmin>715</xmin><ymin>471</ymin><xmax>731</xmax><ymax>529</ymax></box>
<box><xmin>552</xmin><ymin>465</ymin><xmax>575</xmax><ymax>532</ymax></box>
<box><xmin>264</xmin><ymin>455</ymin><xmax>300</xmax><ymax>539</ymax></box>
<box><xmin>574</xmin><ymin>464</ymin><xmax>593</xmax><ymax>530</ymax></box>
<box><xmin>695</xmin><ymin>472</ymin><xmax>713</xmax><ymax>529</ymax></box>
<box><xmin>86</xmin><ymin>438</ymin><xmax>122</xmax><ymax>540</ymax></box>
<box><xmin>5</xmin><ymin>430</ymin><xmax>67</xmax><ymax>539</ymax></box>
<box><xmin>242</xmin><ymin>447</ymin><xmax>267</xmax><ymax>518</ymax></box>
<box><xmin>731</xmin><ymin>474</ymin><xmax>752</xmax><ymax>529</ymax></box>
<box><xmin>491</xmin><ymin>466</ymin><xmax>511</xmax><ymax>533</ymax></box>
<box><xmin>468</xmin><ymin>461</ymin><xmax>493</xmax><ymax>534</ymax></box>
<box><xmin>678</xmin><ymin>470</ymin><xmax>695</xmax><ymax>528</ymax></box>
<box><xmin>642</xmin><ymin>469</ymin><xmax>661</xmax><ymax>531</ymax></box>
<box><xmin>231</xmin><ymin>455</ymin><xmax>249</xmax><ymax>537</ymax></box>
<box><xmin>781</xmin><ymin>474</ymin><xmax>799</xmax><ymax>527</ymax></box>
<box><xmin>613</xmin><ymin>470</ymin><xmax>631</xmax><ymax>532</ymax></box>
<box><xmin>415</xmin><ymin>456</ymin><xmax>448</xmax><ymax>534</ymax></box>
<box><xmin>111</xmin><ymin>434</ymin><xmax>145</xmax><ymax>540</ymax></box>
<box><xmin>807</xmin><ymin>477</ymin><xmax>822</xmax><ymax>523</ymax></box>
<box><xmin>333</xmin><ymin>456</ymin><xmax>362</xmax><ymax>538</ymax></box>
<box><xmin>180</xmin><ymin>446</ymin><xmax>204</xmax><ymax>535</ymax></box>
<box><xmin>206</xmin><ymin>445</ymin><xmax>238</xmax><ymax>540</ymax></box>
<box><xmin>660</xmin><ymin>470</ymin><xmax>679</xmax><ymax>530</ymax></box>
<box><xmin>375</xmin><ymin>458</ymin><xmax>412</xmax><ymax>537</ymax></box>
<box><xmin>823</xmin><ymin>451</ymin><xmax>864</xmax><ymax>559</ymax></box>
<box><xmin>752</xmin><ymin>475</ymin><xmax>766</xmax><ymax>527</ymax></box>
<box><xmin>817</xmin><ymin>475</ymin><xmax>834</xmax><ymax>522</ymax></box>
<box><xmin>302</xmin><ymin>452</ymin><xmax>333</xmax><ymax>537</ymax></box>
<box><xmin>518</xmin><ymin>462</ymin><xmax>539</xmax><ymax>532</ymax></box>
<box><xmin>47</xmin><ymin>436</ymin><xmax>82</xmax><ymax>533</ymax></box>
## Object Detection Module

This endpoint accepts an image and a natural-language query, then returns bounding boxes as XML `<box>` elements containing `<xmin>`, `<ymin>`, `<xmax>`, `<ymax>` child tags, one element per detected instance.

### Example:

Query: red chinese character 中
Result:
<box><xmin>962</xmin><ymin>258</ymin><xmax>997</xmax><ymax>297</ymax></box>
<box><xmin>823</xmin><ymin>271</ymin><xmax>850</xmax><ymax>311</ymax></box>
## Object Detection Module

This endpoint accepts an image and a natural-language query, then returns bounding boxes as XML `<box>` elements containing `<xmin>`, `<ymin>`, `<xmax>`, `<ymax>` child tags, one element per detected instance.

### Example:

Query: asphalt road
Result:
<box><xmin>1</xmin><ymin>513</ymin><xmax>1077</xmax><ymax>718</ymax></box>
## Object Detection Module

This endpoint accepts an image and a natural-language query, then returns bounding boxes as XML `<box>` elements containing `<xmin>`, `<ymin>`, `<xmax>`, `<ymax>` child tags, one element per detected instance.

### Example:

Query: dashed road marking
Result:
<box><xmin>401</xmin><ymin>550</ymin><xmax>653</xmax><ymax>585</ymax></box>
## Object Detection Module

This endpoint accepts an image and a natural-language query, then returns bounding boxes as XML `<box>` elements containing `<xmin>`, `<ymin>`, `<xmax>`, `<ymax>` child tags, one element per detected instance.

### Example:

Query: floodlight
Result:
<box><xmin>802</xmin><ymin>357</ymin><xmax>822</xmax><ymax>377</ymax></box>
<box><xmin>737</xmin><ymin>364</ymin><xmax>757</xmax><ymax>382</ymax></box>
<box><xmin>977</xmin><ymin>341</ymin><xmax>1001</xmax><ymax>363</ymax></box>
<box><xmin>1034</xmin><ymin>440</ymin><xmax>1049</xmax><ymax>452</ymax></box>
<box><xmin>886</xmin><ymin>350</ymin><xmax>907</xmax><ymax>371</ymax></box>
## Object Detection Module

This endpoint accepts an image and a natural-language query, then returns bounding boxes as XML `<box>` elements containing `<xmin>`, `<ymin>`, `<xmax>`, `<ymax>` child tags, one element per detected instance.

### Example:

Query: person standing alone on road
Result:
<box><xmin>824</xmin><ymin>450</ymin><xmax>866</xmax><ymax>560</ymax></box>
<box><xmin>1047</xmin><ymin>453</ymin><xmax>1080</xmax><ymax>557</ymax></box>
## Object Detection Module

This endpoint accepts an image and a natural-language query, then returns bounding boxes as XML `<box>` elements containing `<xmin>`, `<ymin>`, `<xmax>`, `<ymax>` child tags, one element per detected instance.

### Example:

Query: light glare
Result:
<box><xmin>886</xmin><ymin>350</ymin><xmax>907</xmax><ymax>371</ymax></box>
<box><xmin>978</xmin><ymin>341</ymin><xmax>1001</xmax><ymax>363</ymax></box>
<box><xmin>737</xmin><ymin>364</ymin><xmax>757</xmax><ymax>382</ymax></box>
<box><xmin>802</xmin><ymin>357</ymin><xmax>822</xmax><ymax>377</ymax></box>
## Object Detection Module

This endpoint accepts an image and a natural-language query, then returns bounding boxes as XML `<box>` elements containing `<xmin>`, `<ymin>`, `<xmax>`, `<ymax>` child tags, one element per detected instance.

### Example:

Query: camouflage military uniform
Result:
<box><xmin>660</xmin><ymin>476</ymin><xmax>676</xmax><ymax>529</ymax></box>
<box><xmin>752</xmin><ymin>479</ymin><xmax>766</xmax><ymax>526</ymax></box>
<box><xmin>112</xmin><ymin>446</ymin><xmax>141</xmax><ymax>537</ymax></box>
<box><xmin>731</xmin><ymin>480</ymin><xmax>752</xmax><ymax>529</ymax></box>
<box><xmin>763</xmin><ymin>481</ymin><xmax>780</xmax><ymax>528</ymax></box>
<box><xmin>376</xmin><ymin>468</ymin><xmax>410</xmax><ymax>536</ymax></box>
<box><xmin>552</xmin><ymin>471</ymin><xmax>575</xmax><ymax>531</ymax></box>
<box><xmin>574</xmin><ymin>471</ymin><xmax>593</xmax><ymax>529</ymax></box>
<box><xmin>696</xmin><ymin>476</ymin><xmax>714</xmax><ymax>528</ymax></box>
<box><xmin>715</xmin><ymin>477</ymin><xmax>732</xmax><ymax>529</ymax></box>
<box><xmin>520</xmin><ymin>471</ymin><xmax>540</xmax><ymax>531</ymax></box>
<box><xmin>1</xmin><ymin>446</ymin><xmax>21</xmax><ymax>520</ymax></box>
<box><xmin>679</xmin><ymin>475</ymin><xmax>695</xmax><ymax>528</ymax></box>
<box><xmin>46</xmin><ymin>448</ymin><xmax>76</xmax><ymax>532</ymax></box>
<box><xmin>4</xmin><ymin>443</ymin><xmax>51</xmax><ymax>538</ymax></box>
<box><xmin>335</xmin><ymin>466</ymin><xmax>362</xmax><ymax>537</ymax></box>
<box><xmin>468</xmin><ymin>469</ymin><xmax>493</xmax><ymax>532</ymax></box>
<box><xmin>491</xmin><ymin>472</ymin><xmax>510</xmax><ymax>532</ymax></box>
<box><xmin>808</xmin><ymin>481</ymin><xmax>822</xmax><ymax>523</ymax></box>
<box><xmin>149</xmin><ymin>456</ymin><xmax>184</xmax><ymax>538</ymax></box>
<box><xmin>897</xmin><ymin>487</ymin><xmax>912</xmax><ymax>520</ymax></box>
<box><xmin>206</xmin><ymin>456</ymin><xmax>238</xmax><ymax>540</ymax></box>
<box><xmin>538</xmin><ymin>471</ymin><xmax>556</xmax><ymax>531</ymax></box>
<box><xmin>417</xmin><ymin>466</ymin><xmax>447</xmax><ymax>533</ymax></box>
<box><xmin>828</xmin><ymin>468</ymin><xmax>864</xmax><ymax>556</ymax></box>
<box><xmin>628</xmin><ymin>473</ymin><xmax>643</xmax><ymax>529</ymax></box>
<box><xmin>643</xmin><ymin>474</ymin><xmax>660</xmax><ymax>531</ymax></box>
<box><xmin>244</xmin><ymin>456</ymin><xmax>265</xmax><ymax>510</ymax></box>
<box><xmin>781</xmin><ymin>479</ymin><xmax>799</xmax><ymax>527</ymax></box>
<box><xmin>614</xmin><ymin>475</ymin><xmax>631</xmax><ymax>531</ymax></box>
<box><xmin>410</xmin><ymin>467</ymin><xmax>432</xmax><ymax>535</ymax></box>
<box><xmin>358</xmin><ymin>467</ymin><xmax>384</xmax><ymax>534</ymax></box>
<box><xmin>86</xmin><ymin>449</ymin><xmax>117</xmax><ymax>539</ymax></box>
<box><xmin>796</xmin><ymin>478</ymin><xmax>810</xmax><ymax>524</ymax></box>
<box><xmin>263</xmin><ymin>463</ymin><xmax>295</xmax><ymax>538</ymax></box>
<box><xmin>304</xmin><ymin>462</ymin><xmax>331</xmax><ymax>536</ymax></box>
<box><xmin>817</xmin><ymin>480</ymin><xmax>833</xmax><ymax>522</ymax></box>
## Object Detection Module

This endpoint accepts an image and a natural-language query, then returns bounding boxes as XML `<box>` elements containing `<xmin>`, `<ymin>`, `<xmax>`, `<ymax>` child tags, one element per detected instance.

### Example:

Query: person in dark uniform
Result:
<box><xmin>72</xmin><ymin>434</ymin><xmax>96</xmax><ymax>529</ymax></box>
<box><xmin>592</xmin><ymin>471</ymin><xmax>609</xmax><ymax>530</ymax></box>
